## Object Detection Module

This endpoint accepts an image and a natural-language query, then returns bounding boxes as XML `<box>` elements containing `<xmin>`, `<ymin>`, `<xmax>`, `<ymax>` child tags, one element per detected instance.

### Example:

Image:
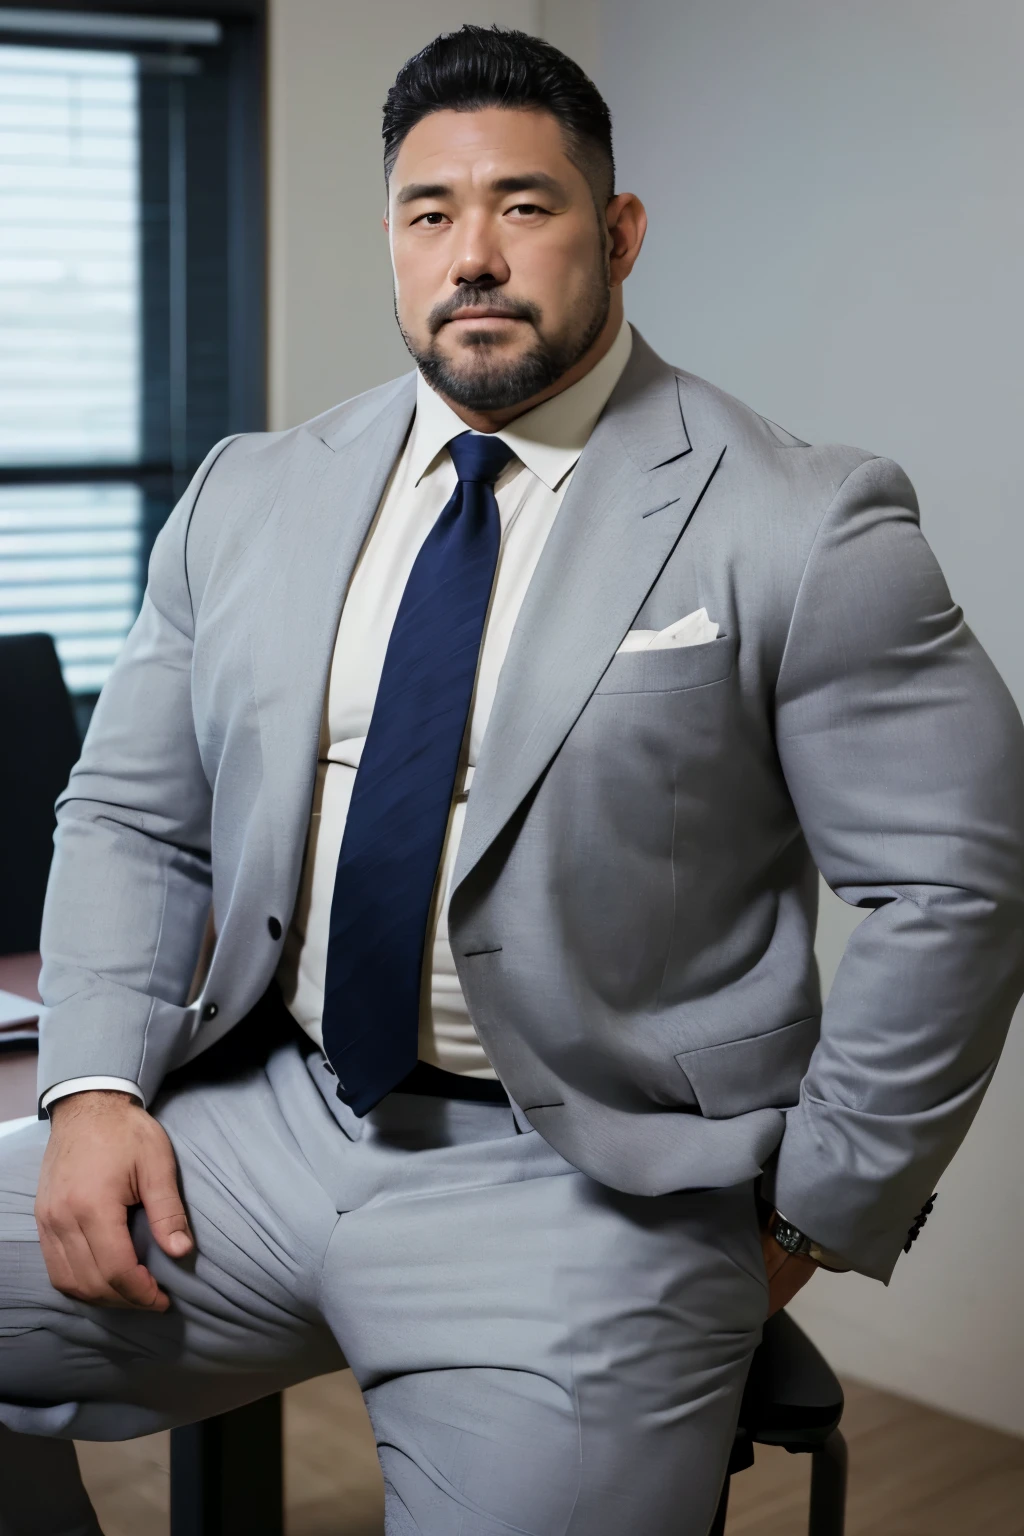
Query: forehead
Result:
<box><xmin>391</xmin><ymin>106</ymin><xmax>580</xmax><ymax>192</ymax></box>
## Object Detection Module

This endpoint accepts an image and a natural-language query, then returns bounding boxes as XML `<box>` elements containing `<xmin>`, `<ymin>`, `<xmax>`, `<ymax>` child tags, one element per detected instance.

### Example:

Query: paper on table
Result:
<box><xmin>0</xmin><ymin>989</ymin><xmax>42</xmax><ymax>1036</ymax></box>
<box><xmin>0</xmin><ymin>1116</ymin><xmax>36</xmax><ymax>1138</ymax></box>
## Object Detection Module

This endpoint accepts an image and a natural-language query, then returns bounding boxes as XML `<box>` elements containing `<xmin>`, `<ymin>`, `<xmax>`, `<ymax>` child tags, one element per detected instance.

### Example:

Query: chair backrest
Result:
<box><xmin>0</xmin><ymin>633</ymin><xmax>80</xmax><ymax>955</ymax></box>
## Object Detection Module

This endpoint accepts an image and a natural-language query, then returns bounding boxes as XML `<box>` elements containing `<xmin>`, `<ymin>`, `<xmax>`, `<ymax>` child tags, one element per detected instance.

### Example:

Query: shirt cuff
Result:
<box><xmin>40</xmin><ymin>1077</ymin><xmax>146</xmax><ymax>1114</ymax></box>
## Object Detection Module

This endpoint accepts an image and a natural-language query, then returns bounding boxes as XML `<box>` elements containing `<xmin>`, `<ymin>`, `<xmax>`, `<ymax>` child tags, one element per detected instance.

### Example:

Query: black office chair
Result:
<box><xmin>710</xmin><ymin>1309</ymin><xmax>846</xmax><ymax>1535</ymax></box>
<box><xmin>169</xmin><ymin>1310</ymin><xmax>846</xmax><ymax>1536</ymax></box>
<box><xmin>0</xmin><ymin>633</ymin><xmax>80</xmax><ymax>956</ymax></box>
<box><xmin>170</xmin><ymin>1395</ymin><xmax>283</xmax><ymax>1536</ymax></box>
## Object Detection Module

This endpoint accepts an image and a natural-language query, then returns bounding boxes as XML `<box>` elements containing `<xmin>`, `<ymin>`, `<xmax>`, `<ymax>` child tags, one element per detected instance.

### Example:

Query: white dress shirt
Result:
<box><xmin>42</xmin><ymin>321</ymin><xmax>633</xmax><ymax>1106</ymax></box>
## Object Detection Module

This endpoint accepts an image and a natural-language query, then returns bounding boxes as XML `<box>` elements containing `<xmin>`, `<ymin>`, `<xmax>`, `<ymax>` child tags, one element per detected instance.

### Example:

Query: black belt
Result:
<box><xmin>394</xmin><ymin>1059</ymin><xmax>510</xmax><ymax>1105</ymax></box>
<box><xmin>239</xmin><ymin>985</ymin><xmax>509</xmax><ymax>1108</ymax></box>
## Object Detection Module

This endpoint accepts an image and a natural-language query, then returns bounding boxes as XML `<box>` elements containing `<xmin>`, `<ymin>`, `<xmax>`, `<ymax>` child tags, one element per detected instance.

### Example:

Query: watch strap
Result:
<box><xmin>770</xmin><ymin>1210</ymin><xmax>852</xmax><ymax>1273</ymax></box>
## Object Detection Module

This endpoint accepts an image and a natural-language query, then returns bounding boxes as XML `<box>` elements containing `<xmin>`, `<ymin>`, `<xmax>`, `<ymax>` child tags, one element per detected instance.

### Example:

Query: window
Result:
<box><xmin>0</xmin><ymin>5</ymin><xmax>264</xmax><ymax>705</ymax></box>
<box><xmin>0</xmin><ymin>43</ymin><xmax>142</xmax><ymax>693</ymax></box>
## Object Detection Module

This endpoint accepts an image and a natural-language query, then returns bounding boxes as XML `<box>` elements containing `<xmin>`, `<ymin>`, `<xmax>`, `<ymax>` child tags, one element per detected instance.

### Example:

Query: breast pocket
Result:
<box><xmin>594</xmin><ymin>635</ymin><xmax>737</xmax><ymax>695</ymax></box>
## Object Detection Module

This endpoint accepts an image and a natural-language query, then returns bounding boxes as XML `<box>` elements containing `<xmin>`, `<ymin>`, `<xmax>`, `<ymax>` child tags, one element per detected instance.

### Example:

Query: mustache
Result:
<box><xmin>427</xmin><ymin>287</ymin><xmax>542</xmax><ymax>336</ymax></box>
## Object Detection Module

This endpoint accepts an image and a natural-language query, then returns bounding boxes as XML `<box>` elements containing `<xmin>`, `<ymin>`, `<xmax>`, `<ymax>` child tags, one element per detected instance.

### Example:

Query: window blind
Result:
<box><xmin>0</xmin><ymin>42</ymin><xmax>142</xmax><ymax>692</ymax></box>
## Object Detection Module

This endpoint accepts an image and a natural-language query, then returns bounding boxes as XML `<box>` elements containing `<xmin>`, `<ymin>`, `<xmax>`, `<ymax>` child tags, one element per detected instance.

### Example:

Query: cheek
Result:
<box><xmin>511</xmin><ymin>227</ymin><xmax>602</xmax><ymax>312</ymax></box>
<box><xmin>392</xmin><ymin>242</ymin><xmax>443</xmax><ymax>320</ymax></box>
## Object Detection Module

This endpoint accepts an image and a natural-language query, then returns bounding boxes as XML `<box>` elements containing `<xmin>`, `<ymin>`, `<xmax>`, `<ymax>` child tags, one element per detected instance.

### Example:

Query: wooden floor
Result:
<box><xmin>77</xmin><ymin>1369</ymin><xmax>1024</xmax><ymax>1536</ymax></box>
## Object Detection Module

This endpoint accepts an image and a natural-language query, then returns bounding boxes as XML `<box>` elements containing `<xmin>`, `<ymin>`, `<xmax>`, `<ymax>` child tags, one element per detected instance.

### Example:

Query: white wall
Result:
<box><xmin>591</xmin><ymin>0</ymin><xmax>1024</xmax><ymax>1435</ymax></box>
<box><xmin>268</xmin><ymin>0</ymin><xmax>542</xmax><ymax>430</ymax></box>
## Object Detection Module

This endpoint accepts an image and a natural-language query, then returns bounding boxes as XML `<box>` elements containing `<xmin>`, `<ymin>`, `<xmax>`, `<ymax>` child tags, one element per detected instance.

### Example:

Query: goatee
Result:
<box><xmin>399</xmin><ymin>281</ymin><xmax>610</xmax><ymax>413</ymax></box>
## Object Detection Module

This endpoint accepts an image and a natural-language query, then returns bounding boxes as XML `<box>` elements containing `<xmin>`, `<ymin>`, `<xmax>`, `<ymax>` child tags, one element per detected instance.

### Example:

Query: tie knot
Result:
<box><xmin>448</xmin><ymin>431</ymin><xmax>516</xmax><ymax>486</ymax></box>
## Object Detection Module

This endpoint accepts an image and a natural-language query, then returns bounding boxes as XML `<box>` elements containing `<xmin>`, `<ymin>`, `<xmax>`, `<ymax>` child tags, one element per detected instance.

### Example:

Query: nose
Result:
<box><xmin>446</xmin><ymin>213</ymin><xmax>511</xmax><ymax>289</ymax></box>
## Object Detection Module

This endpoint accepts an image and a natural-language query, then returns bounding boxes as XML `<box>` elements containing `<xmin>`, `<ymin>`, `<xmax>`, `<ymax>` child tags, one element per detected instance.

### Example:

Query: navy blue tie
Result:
<box><xmin>321</xmin><ymin>431</ymin><xmax>515</xmax><ymax>1114</ymax></box>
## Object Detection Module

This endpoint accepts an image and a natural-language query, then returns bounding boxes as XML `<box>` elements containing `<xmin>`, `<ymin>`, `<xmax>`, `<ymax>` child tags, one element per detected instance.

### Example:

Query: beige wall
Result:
<box><xmin>268</xmin><ymin>0</ymin><xmax>542</xmax><ymax>430</ymax></box>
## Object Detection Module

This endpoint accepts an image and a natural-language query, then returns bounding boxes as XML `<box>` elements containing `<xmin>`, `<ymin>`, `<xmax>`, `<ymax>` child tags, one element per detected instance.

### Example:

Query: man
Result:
<box><xmin>2</xmin><ymin>23</ymin><xmax>1023</xmax><ymax>1536</ymax></box>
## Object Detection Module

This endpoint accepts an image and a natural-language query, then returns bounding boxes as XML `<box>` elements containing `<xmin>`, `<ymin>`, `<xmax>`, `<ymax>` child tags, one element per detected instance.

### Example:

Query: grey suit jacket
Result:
<box><xmin>38</xmin><ymin>331</ymin><xmax>1024</xmax><ymax>1280</ymax></box>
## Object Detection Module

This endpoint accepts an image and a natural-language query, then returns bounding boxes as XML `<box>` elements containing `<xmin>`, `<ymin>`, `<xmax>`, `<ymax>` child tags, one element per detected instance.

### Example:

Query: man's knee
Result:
<box><xmin>367</xmin><ymin>1369</ymin><xmax>580</xmax><ymax>1536</ymax></box>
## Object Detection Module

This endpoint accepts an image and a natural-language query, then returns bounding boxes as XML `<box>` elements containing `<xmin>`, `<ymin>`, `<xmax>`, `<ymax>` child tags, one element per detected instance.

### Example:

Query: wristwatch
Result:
<box><xmin>768</xmin><ymin>1210</ymin><xmax>852</xmax><ymax>1273</ymax></box>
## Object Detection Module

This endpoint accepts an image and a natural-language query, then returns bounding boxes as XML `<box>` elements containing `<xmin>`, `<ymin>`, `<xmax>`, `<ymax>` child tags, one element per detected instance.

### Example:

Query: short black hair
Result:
<box><xmin>382</xmin><ymin>25</ymin><xmax>615</xmax><ymax>207</ymax></box>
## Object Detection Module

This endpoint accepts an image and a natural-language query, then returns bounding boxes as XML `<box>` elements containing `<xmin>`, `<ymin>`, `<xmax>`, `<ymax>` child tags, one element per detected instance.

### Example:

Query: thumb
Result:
<box><xmin>137</xmin><ymin>1141</ymin><xmax>194</xmax><ymax>1259</ymax></box>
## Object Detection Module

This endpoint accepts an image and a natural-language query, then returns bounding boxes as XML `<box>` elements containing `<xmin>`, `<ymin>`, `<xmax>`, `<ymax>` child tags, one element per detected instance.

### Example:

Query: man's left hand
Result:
<box><xmin>760</xmin><ymin>1226</ymin><xmax>818</xmax><ymax>1316</ymax></box>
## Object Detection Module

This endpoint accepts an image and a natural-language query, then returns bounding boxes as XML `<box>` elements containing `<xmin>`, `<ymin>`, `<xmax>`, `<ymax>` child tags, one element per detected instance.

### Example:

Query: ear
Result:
<box><xmin>605</xmin><ymin>192</ymin><xmax>647</xmax><ymax>286</ymax></box>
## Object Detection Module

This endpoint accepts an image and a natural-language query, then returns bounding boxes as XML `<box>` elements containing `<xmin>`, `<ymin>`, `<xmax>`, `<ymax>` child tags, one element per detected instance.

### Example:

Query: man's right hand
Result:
<box><xmin>35</xmin><ymin>1091</ymin><xmax>194</xmax><ymax>1310</ymax></box>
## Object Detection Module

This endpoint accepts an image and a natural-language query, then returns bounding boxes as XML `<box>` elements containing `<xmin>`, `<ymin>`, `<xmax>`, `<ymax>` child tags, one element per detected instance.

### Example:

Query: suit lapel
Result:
<box><xmin>452</xmin><ymin>337</ymin><xmax>727</xmax><ymax>897</ymax></box>
<box><xmin>251</xmin><ymin>376</ymin><xmax>417</xmax><ymax>892</ymax></box>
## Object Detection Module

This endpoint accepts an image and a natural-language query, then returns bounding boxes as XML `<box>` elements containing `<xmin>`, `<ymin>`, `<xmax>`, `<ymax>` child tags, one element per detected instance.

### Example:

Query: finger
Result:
<box><xmin>76</xmin><ymin>1206</ymin><xmax>170</xmax><ymax>1310</ymax></box>
<box><xmin>45</xmin><ymin>1219</ymin><xmax>141</xmax><ymax>1308</ymax></box>
<box><xmin>137</xmin><ymin>1149</ymin><xmax>193</xmax><ymax>1259</ymax></box>
<box><xmin>766</xmin><ymin>1256</ymin><xmax>793</xmax><ymax>1316</ymax></box>
<box><xmin>759</xmin><ymin>1229</ymin><xmax>792</xmax><ymax>1281</ymax></box>
<box><xmin>37</xmin><ymin>1222</ymin><xmax>82</xmax><ymax>1297</ymax></box>
<box><xmin>767</xmin><ymin>1255</ymin><xmax>816</xmax><ymax>1317</ymax></box>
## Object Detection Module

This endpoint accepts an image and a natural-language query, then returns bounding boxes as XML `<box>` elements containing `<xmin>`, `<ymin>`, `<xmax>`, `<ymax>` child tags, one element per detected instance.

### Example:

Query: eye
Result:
<box><xmin>412</xmin><ymin>211</ymin><xmax>450</xmax><ymax>226</ymax></box>
<box><xmin>506</xmin><ymin>202</ymin><xmax>547</xmax><ymax>217</ymax></box>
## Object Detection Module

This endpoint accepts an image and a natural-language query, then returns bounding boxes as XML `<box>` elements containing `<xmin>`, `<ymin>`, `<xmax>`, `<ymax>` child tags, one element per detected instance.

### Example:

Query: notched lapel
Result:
<box><xmin>250</xmin><ymin>382</ymin><xmax>415</xmax><ymax>891</ymax></box>
<box><xmin>452</xmin><ymin>339</ymin><xmax>727</xmax><ymax>899</ymax></box>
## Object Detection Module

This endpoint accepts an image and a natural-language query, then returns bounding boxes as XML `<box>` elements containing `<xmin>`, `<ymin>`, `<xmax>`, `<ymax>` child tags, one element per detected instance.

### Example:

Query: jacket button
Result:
<box><xmin>202</xmin><ymin>1002</ymin><xmax>218</xmax><ymax>1021</ymax></box>
<box><xmin>267</xmin><ymin>916</ymin><xmax>282</xmax><ymax>940</ymax></box>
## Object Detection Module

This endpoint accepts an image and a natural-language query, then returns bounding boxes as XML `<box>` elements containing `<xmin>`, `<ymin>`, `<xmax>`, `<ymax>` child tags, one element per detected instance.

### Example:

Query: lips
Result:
<box><xmin>447</xmin><ymin>310</ymin><xmax>525</xmax><ymax>322</ymax></box>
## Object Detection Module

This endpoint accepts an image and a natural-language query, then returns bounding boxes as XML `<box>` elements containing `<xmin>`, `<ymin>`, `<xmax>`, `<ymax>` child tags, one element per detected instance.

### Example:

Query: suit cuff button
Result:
<box><xmin>267</xmin><ymin>916</ymin><xmax>282</xmax><ymax>940</ymax></box>
<box><xmin>202</xmin><ymin>1002</ymin><xmax>218</xmax><ymax>1021</ymax></box>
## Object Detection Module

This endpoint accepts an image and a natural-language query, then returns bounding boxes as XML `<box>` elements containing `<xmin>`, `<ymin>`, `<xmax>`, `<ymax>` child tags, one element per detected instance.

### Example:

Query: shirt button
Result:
<box><xmin>202</xmin><ymin>1002</ymin><xmax>218</xmax><ymax>1021</ymax></box>
<box><xmin>267</xmin><ymin>916</ymin><xmax>282</xmax><ymax>940</ymax></box>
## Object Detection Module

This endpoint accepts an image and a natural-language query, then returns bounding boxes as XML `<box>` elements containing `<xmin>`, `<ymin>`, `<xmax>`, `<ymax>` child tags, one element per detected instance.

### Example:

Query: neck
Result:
<box><xmin>435</xmin><ymin>292</ymin><xmax>625</xmax><ymax>435</ymax></box>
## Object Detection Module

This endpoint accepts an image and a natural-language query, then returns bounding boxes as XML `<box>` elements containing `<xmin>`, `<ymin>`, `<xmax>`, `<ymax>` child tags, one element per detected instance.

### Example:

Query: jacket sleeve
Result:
<box><xmin>766</xmin><ymin>454</ymin><xmax>1024</xmax><ymax>1280</ymax></box>
<box><xmin>37</xmin><ymin>437</ymin><xmax>239</xmax><ymax>1105</ymax></box>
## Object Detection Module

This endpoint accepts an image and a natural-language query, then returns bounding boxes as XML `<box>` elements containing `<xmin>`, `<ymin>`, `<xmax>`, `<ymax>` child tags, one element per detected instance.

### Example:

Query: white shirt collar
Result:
<box><xmin>410</xmin><ymin>319</ymin><xmax>634</xmax><ymax>492</ymax></box>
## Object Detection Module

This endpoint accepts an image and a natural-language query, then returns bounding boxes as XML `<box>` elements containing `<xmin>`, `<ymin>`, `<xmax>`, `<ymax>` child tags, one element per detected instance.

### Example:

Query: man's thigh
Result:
<box><xmin>0</xmin><ymin>1038</ymin><xmax>344</xmax><ymax>1441</ymax></box>
<box><xmin>323</xmin><ymin>1103</ymin><xmax>769</xmax><ymax>1536</ymax></box>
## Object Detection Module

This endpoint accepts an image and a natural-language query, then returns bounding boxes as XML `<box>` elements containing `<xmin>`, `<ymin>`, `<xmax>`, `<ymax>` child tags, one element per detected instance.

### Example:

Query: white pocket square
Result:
<box><xmin>616</xmin><ymin>607</ymin><xmax>720</xmax><ymax>654</ymax></box>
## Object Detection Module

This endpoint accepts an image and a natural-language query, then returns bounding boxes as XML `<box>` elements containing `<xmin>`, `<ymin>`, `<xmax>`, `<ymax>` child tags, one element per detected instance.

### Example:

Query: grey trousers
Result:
<box><xmin>0</xmin><ymin>1016</ymin><xmax>768</xmax><ymax>1536</ymax></box>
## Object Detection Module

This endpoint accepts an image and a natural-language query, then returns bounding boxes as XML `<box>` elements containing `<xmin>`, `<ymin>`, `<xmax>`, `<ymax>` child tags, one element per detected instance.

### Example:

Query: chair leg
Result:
<box><xmin>170</xmin><ymin>1393</ymin><xmax>284</xmax><ymax>1536</ymax></box>
<box><xmin>808</xmin><ymin>1428</ymin><xmax>847</xmax><ymax>1536</ymax></box>
<box><xmin>707</xmin><ymin>1473</ymin><xmax>730</xmax><ymax>1536</ymax></box>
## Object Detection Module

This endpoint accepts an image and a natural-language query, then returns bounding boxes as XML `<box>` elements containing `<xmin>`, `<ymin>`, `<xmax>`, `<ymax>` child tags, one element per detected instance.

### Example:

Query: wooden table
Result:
<box><xmin>0</xmin><ymin>950</ymin><xmax>41</xmax><ymax>1121</ymax></box>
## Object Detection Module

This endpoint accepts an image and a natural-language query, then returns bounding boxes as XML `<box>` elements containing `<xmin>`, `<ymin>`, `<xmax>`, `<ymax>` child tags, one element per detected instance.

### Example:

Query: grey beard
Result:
<box><xmin>401</xmin><ymin>286</ymin><xmax>611</xmax><ymax>414</ymax></box>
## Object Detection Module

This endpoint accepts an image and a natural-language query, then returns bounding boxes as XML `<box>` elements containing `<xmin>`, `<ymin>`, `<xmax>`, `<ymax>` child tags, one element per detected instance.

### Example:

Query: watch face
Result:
<box><xmin>772</xmin><ymin>1219</ymin><xmax>804</xmax><ymax>1255</ymax></box>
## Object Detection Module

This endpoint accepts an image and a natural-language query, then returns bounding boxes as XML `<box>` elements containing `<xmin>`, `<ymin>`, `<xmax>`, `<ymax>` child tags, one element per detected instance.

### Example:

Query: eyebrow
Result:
<box><xmin>394</xmin><ymin>171</ymin><xmax>568</xmax><ymax>206</ymax></box>
<box><xmin>491</xmin><ymin>173</ymin><xmax>566</xmax><ymax>198</ymax></box>
<box><xmin>395</xmin><ymin>182</ymin><xmax>451</xmax><ymax>205</ymax></box>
